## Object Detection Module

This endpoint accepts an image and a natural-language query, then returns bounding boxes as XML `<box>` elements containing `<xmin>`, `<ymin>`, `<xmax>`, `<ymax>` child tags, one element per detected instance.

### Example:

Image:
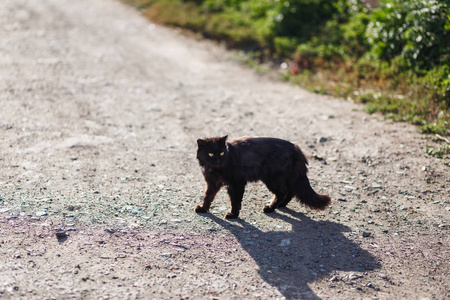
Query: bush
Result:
<box><xmin>366</xmin><ymin>0</ymin><xmax>450</xmax><ymax>71</ymax></box>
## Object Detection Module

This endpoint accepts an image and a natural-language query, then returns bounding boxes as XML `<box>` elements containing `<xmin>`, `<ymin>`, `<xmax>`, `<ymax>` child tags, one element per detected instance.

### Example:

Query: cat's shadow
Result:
<box><xmin>205</xmin><ymin>209</ymin><xmax>380</xmax><ymax>299</ymax></box>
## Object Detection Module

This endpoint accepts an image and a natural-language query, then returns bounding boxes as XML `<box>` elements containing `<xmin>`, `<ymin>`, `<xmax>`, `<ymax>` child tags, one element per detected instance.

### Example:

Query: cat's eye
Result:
<box><xmin>208</xmin><ymin>153</ymin><xmax>214</xmax><ymax>157</ymax></box>
<box><xmin>220</xmin><ymin>152</ymin><xmax>225</xmax><ymax>156</ymax></box>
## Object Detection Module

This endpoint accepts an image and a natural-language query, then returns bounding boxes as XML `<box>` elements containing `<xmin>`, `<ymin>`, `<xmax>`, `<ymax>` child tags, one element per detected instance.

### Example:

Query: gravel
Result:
<box><xmin>0</xmin><ymin>0</ymin><xmax>449</xmax><ymax>299</ymax></box>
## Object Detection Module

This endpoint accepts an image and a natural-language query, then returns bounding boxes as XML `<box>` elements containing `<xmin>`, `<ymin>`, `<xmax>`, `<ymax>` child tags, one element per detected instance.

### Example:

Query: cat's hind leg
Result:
<box><xmin>262</xmin><ymin>179</ymin><xmax>289</xmax><ymax>213</ymax></box>
<box><xmin>276</xmin><ymin>193</ymin><xmax>293</xmax><ymax>208</ymax></box>
<box><xmin>263</xmin><ymin>192</ymin><xmax>289</xmax><ymax>213</ymax></box>
<box><xmin>274</xmin><ymin>178</ymin><xmax>296</xmax><ymax>208</ymax></box>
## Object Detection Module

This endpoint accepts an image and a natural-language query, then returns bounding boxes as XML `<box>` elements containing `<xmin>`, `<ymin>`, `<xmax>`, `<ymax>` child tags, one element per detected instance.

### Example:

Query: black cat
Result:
<box><xmin>196</xmin><ymin>135</ymin><xmax>330</xmax><ymax>219</ymax></box>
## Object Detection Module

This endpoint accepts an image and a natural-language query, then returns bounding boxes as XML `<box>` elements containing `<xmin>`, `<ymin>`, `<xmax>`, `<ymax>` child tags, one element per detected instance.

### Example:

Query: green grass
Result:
<box><xmin>121</xmin><ymin>0</ymin><xmax>450</xmax><ymax>136</ymax></box>
<box><xmin>426</xmin><ymin>144</ymin><xmax>450</xmax><ymax>159</ymax></box>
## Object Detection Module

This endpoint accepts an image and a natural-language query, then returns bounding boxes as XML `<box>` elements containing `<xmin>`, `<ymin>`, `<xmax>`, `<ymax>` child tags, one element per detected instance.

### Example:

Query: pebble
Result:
<box><xmin>55</xmin><ymin>229</ymin><xmax>67</xmax><ymax>238</ymax></box>
<box><xmin>362</xmin><ymin>231</ymin><xmax>371</xmax><ymax>238</ymax></box>
<box><xmin>371</xmin><ymin>183</ymin><xmax>382</xmax><ymax>189</ymax></box>
<box><xmin>349</xmin><ymin>273</ymin><xmax>363</xmax><ymax>280</ymax></box>
<box><xmin>279</xmin><ymin>238</ymin><xmax>291</xmax><ymax>247</ymax></box>
<box><xmin>379</xmin><ymin>273</ymin><xmax>388</xmax><ymax>279</ymax></box>
<box><xmin>105</xmin><ymin>228</ymin><xmax>116</xmax><ymax>234</ymax></box>
<box><xmin>329</xmin><ymin>275</ymin><xmax>340</xmax><ymax>282</ymax></box>
<box><xmin>36</xmin><ymin>211</ymin><xmax>48</xmax><ymax>217</ymax></box>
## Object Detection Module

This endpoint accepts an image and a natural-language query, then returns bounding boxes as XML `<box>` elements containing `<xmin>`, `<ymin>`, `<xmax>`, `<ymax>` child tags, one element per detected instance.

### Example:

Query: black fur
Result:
<box><xmin>196</xmin><ymin>136</ymin><xmax>331</xmax><ymax>219</ymax></box>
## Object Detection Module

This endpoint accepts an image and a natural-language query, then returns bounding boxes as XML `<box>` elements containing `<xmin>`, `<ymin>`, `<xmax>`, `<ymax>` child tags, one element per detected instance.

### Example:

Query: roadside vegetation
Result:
<box><xmin>123</xmin><ymin>0</ymin><xmax>450</xmax><ymax>136</ymax></box>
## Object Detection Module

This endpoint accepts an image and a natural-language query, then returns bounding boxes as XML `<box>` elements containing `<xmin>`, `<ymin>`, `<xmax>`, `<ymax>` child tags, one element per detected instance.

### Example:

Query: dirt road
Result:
<box><xmin>0</xmin><ymin>0</ymin><xmax>449</xmax><ymax>299</ymax></box>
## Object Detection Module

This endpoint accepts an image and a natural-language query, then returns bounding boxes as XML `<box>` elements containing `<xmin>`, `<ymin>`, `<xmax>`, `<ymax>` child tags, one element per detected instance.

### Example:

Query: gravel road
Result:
<box><xmin>0</xmin><ymin>0</ymin><xmax>449</xmax><ymax>299</ymax></box>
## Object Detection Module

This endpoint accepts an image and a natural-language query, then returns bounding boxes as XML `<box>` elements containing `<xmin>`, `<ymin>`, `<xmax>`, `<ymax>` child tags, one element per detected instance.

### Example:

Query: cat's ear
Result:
<box><xmin>219</xmin><ymin>135</ymin><xmax>228</xmax><ymax>143</ymax></box>
<box><xmin>197</xmin><ymin>139</ymin><xmax>207</xmax><ymax>148</ymax></box>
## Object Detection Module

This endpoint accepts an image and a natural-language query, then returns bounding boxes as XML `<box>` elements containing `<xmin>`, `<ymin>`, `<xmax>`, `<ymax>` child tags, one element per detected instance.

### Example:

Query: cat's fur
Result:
<box><xmin>196</xmin><ymin>135</ymin><xmax>330</xmax><ymax>219</ymax></box>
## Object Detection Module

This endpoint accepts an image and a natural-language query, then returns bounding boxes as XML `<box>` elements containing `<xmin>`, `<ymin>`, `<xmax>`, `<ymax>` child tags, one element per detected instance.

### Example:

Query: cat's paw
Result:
<box><xmin>195</xmin><ymin>205</ymin><xmax>208</xmax><ymax>213</ymax></box>
<box><xmin>225</xmin><ymin>212</ymin><xmax>238</xmax><ymax>219</ymax></box>
<box><xmin>263</xmin><ymin>205</ymin><xmax>275</xmax><ymax>213</ymax></box>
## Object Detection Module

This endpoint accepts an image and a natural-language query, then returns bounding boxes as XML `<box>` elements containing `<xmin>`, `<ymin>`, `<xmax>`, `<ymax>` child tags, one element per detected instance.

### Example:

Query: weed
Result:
<box><xmin>425</xmin><ymin>144</ymin><xmax>450</xmax><ymax>159</ymax></box>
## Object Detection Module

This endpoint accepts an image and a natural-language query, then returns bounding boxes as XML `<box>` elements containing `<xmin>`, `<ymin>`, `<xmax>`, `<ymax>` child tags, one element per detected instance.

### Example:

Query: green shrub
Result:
<box><xmin>366</xmin><ymin>0</ymin><xmax>450</xmax><ymax>71</ymax></box>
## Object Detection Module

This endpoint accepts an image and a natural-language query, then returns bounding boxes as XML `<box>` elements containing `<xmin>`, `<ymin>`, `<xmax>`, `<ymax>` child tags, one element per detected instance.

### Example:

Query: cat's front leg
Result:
<box><xmin>195</xmin><ymin>181</ymin><xmax>222</xmax><ymax>213</ymax></box>
<box><xmin>225</xmin><ymin>183</ymin><xmax>245</xmax><ymax>219</ymax></box>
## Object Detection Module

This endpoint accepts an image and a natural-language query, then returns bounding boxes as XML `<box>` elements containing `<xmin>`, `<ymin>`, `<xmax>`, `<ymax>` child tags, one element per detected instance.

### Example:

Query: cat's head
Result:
<box><xmin>197</xmin><ymin>135</ymin><xmax>228</xmax><ymax>168</ymax></box>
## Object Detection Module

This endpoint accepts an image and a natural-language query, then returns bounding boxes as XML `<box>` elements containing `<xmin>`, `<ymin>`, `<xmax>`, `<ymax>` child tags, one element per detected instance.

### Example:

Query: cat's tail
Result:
<box><xmin>292</xmin><ymin>150</ymin><xmax>331</xmax><ymax>210</ymax></box>
<box><xmin>295</xmin><ymin>177</ymin><xmax>331</xmax><ymax>210</ymax></box>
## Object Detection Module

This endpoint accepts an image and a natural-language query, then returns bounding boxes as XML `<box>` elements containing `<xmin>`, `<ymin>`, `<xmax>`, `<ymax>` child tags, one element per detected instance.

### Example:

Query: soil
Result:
<box><xmin>0</xmin><ymin>0</ymin><xmax>449</xmax><ymax>299</ymax></box>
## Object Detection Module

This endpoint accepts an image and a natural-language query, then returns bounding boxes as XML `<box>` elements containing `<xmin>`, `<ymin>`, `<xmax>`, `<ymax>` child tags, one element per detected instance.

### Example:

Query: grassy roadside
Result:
<box><xmin>121</xmin><ymin>0</ymin><xmax>449</xmax><ymax>140</ymax></box>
